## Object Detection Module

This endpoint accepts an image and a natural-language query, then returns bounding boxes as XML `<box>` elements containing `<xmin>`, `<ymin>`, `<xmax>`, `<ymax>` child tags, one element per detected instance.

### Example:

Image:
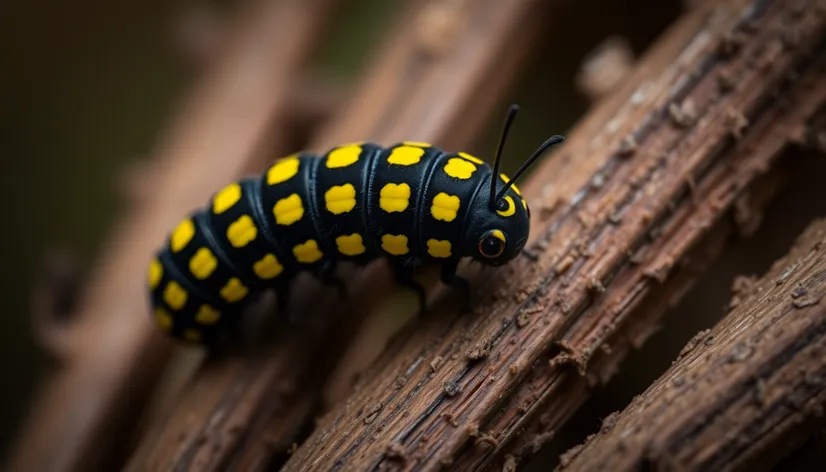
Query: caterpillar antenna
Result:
<box><xmin>490</xmin><ymin>104</ymin><xmax>521</xmax><ymax>210</ymax></box>
<box><xmin>494</xmin><ymin>134</ymin><xmax>565</xmax><ymax>204</ymax></box>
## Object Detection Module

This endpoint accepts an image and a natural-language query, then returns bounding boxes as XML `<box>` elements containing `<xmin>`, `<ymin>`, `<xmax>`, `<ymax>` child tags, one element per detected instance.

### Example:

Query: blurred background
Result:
<box><xmin>2</xmin><ymin>0</ymin><xmax>825</xmax><ymax>469</ymax></box>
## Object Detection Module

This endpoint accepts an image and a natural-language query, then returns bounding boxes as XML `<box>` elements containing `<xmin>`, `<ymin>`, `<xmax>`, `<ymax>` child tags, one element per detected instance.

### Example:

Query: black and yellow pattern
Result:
<box><xmin>147</xmin><ymin>105</ymin><xmax>564</xmax><ymax>344</ymax></box>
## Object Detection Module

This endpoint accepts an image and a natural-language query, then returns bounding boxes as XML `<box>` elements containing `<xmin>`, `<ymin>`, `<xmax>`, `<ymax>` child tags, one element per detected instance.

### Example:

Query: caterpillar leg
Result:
<box><xmin>390</xmin><ymin>263</ymin><xmax>427</xmax><ymax>317</ymax></box>
<box><xmin>274</xmin><ymin>281</ymin><xmax>292</xmax><ymax>314</ymax></box>
<box><xmin>521</xmin><ymin>247</ymin><xmax>540</xmax><ymax>261</ymax></box>
<box><xmin>317</xmin><ymin>260</ymin><xmax>348</xmax><ymax>301</ymax></box>
<box><xmin>220</xmin><ymin>317</ymin><xmax>246</xmax><ymax>350</ymax></box>
<box><xmin>440</xmin><ymin>258</ymin><xmax>471</xmax><ymax>311</ymax></box>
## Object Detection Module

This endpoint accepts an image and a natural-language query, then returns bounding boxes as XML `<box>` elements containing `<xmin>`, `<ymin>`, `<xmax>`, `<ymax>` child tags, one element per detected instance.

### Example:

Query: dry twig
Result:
<box><xmin>558</xmin><ymin>217</ymin><xmax>826</xmax><ymax>471</ymax></box>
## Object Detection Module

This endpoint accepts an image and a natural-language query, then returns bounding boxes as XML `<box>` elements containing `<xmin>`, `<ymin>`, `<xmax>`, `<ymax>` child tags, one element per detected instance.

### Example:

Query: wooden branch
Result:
<box><xmin>315</xmin><ymin>0</ymin><xmax>550</xmax><ymax>148</ymax></box>
<box><xmin>558</xmin><ymin>216</ymin><xmax>826</xmax><ymax>472</ymax></box>
<box><xmin>3</xmin><ymin>1</ymin><xmax>341</xmax><ymax>471</ymax></box>
<box><xmin>117</xmin><ymin>77</ymin><xmax>346</xmax><ymax>207</ymax></box>
<box><xmin>281</xmin><ymin>0</ymin><xmax>826</xmax><ymax>470</ymax></box>
<box><xmin>123</xmin><ymin>1</ymin><xmax>556</xmax><ymax>471</ymax></box>
<box><xmin>499</xmin><ymin>147</ymin><xmax>795</xmax><ymax>470</ymax></box>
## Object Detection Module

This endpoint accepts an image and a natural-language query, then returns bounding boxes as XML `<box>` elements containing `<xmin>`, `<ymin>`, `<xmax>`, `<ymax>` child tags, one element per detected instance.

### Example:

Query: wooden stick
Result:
<box><xmin>3</xmin><ymin>1</ymin><xmax>342</xmax><ymax>471</ymax></box>
<box><xmin>124</xmin><ymin>0</ymin><xmax>556</xmax><ymax>471</ymax></box>
<box><xmin>500</xmin><ymin>140</ymin><xmax>799</xmax><ymax>470</ymax></box>
<box><xmin>558</xmin><ymin>215</ymin><xmax>826</xmax><ymax>472</ymax></box>
<box><xmin>281</xmin><ymin>0</ymin><xmax>826</xmax><ymax>470</ymax></box>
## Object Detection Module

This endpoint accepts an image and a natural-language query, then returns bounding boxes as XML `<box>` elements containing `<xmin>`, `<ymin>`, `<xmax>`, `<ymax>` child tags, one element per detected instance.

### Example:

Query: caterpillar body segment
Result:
<box><xmin>146</xmin><ymin>105</ymin><xmax>564</xmax><ymax>344</ymax></box>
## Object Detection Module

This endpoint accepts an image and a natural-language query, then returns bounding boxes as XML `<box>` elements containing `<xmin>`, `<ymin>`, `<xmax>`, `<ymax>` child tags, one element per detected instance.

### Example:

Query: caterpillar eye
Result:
<box><xmin>478</xmin><ymin>231</ymin><xmax>506</xmax><ymax>258</ymax></box>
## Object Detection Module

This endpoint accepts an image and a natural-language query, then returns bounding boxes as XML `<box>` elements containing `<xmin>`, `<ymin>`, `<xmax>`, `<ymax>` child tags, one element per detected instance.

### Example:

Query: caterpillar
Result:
<box><xmin>146</xmin><ymin>105</ymin><xmax>564</xmax><ymax>344</ymax></box>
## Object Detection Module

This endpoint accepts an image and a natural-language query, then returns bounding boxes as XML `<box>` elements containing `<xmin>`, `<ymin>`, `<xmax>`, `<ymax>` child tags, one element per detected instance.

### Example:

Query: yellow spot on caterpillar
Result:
<box><xmin>183</xmin><ymin>329</ymin><xmax>201</xmax><ymax>342</ymax></box>
<box><xmin>325</xmin><ymin>184</ymin><xmax>357</xmax><ymax>214</ymax></box>
<box><xmin>189</xmin><ymin>247</ymin><xmax>218</xmax><ymax>280</ymax></box>
<box><xmin>326</xmin><ymin>145</ymin><xmax>361</xmax><ymax>169</ymax></box>
<box><xmin>497</xmin><ymin>195</ymin><xmax>516</xmax><ymax>217</ymax></box>
<box><xmin>195</xmin><ymin>304</ymin><xmax>220</xmax><ymax>324</ymax></box>
<box><xmin>431</xmin><ymin>193</ymin><xmax>460</xmax><ymax>222</ymax></box>
<box><xmin>381</xmin><ymin>234</ymin><xmax>409</xmax><ymax>255</ymax></box>
<box><xmin>402</xmin><ymin>141</ymin><xmax>430</xmax><ymax>147</ymax></box>
<box><xmin>492</xmin><ymin>230</ymin><xmax>507</xmax><ymax>243</ymax></box>
<box><xmin>273</xmin><ymin>193</ymin><xmax>304</xmax><ymax>225</ymax></box>
<box><xmin>213</xmin><ymin>183</ymin><xmax>242</xmax><ymax>214</ymax></box>
<box><xmin>500</xmin><ymin>174</ymin><xmax>521</xmax><ymax>195</ymax></box>
<box><xmin>267</xmin><ymin>155</ymin><xmax>300</xmax><ymax>185</ymax></box>
<box><xmin>253</xmin><ymin>253</ymin><xmax>283</xmax><ymax>279</ymax></box>
<box><xmin>387</xmin><ymin>146</ymin><xmax>424</xmax><ymax>165</ymax></box>
<box><xmin>148</xmin><ymin>259</ymin><xmax>163</xmax><ymax>289</ymax></box>
<box><xmin>163</xmin><ymin>281</ymin><xmax>187</xmax><ymax>310</ymax></box>
<box><xmin>170</xmin><ymin>219</ymin><xmax>195</xmax><ymax>252</ymax></box>
<box><xmin>154</xmin><ymin>308</ymin><xmax>172</xmax><ymax>331</ymax></box>
<box><xmin>336</xmin><ymin>233</ymin><xmax>366</xmax><ymax>256</ymax></box>
<box><xmin>293</xmin><ymin>239</ymin><xmax>323</xmax><ymax>263</ymax></box>
<box><xmin>427</xmin><ymin>239</ymin><xmax>452</xmax><ymax>258</ymax></box>
<box><xmin>227</xmin><ymin>215</ymin><xmax>258</xmax><ymax>247</ymax></box>
<box><xmin>220</xmin><ymin>277</ymin><xmax>248</xmax><ymax>303</ymax></box>
<box><xmin>522</xmin><ymin>199</ymin><xmax>528</xmax><ymax>210</ymax></box>
<box><xmin>444</xmin><ymin>157</ymin><xmax>476</xmax><ymax>179</ymax></box>
<box><xmin>458</xmin><ymin>152</ymin><xmax>484</xmax><ymax>164</ymax></box>
<box><xmin>380</xmin><ymin>183</ymin><xmax>411</xmax><ymax>213</ymax></box>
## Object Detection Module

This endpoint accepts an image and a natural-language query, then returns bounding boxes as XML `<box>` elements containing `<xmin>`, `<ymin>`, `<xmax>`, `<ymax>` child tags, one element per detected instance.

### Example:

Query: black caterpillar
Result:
<box><xmin>146</xmin><ymin>105</ymin><xmax>564</xmax><ymax>344</ymax></box>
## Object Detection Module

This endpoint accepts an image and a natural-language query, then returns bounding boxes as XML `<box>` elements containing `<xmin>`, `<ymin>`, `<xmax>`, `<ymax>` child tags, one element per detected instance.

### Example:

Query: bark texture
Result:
<box><xmin>281</xmin><ymin>0</ymin><xmax>826</xmax><ymax>470</ymax></box>
<box><xmin>558</xmin><ymin>217</ymin><xmax>826</xmax><ymax>472</ymax></box>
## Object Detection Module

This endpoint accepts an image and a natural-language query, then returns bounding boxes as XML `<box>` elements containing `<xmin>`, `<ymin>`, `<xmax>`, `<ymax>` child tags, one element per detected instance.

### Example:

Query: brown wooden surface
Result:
<box><xmin>2</xmin><ymin>1</ymin><xmax>342</xmax><ymax>471</ymax></box>
<box><xmin>281</xmin><ymin>0</ymin><xmax>826</xmax><ymax>470</ymax></box>
<box><xmin>499</xmin><ymin>106</ymin><xmax>817</xmax><ymax>470</ymax></box>
<box><xmin>491</xmin><ymin>13</ymin><xmax>826</xmax><ymax>471</ymax></box>
<box><xmin>558</xmin><ymin>216</ymin><xmax>826</xmax><ymax>472</ymax></box>
<box><xmin>123</xmin><ymin>1</ymin><xmax>556</xmax><ymax>471</ymax></box>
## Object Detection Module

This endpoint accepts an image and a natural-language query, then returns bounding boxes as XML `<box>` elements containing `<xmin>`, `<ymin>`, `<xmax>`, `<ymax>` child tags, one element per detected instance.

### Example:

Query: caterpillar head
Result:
<box><xmin>465</xmin><ymin>104</ymin><xmax>564</xmax><ymax>267</ymax></box>
<box><xmin>465</xmin><ymin>179</ymin><xmax>531</xmax><ymax>266</ymax></box>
